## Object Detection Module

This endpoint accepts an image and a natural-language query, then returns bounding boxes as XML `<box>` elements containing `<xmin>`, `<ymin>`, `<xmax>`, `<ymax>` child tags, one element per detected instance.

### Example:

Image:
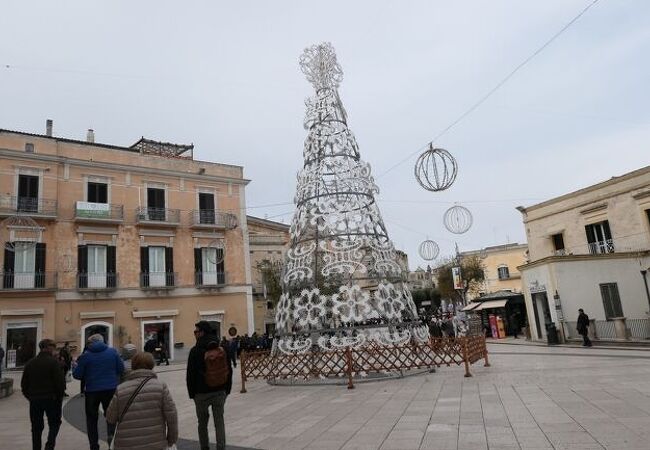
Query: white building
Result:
<box><xmin>517</xmin><ymin>165</ymin><xmax>650</xmax><ymax>342</ymax></box>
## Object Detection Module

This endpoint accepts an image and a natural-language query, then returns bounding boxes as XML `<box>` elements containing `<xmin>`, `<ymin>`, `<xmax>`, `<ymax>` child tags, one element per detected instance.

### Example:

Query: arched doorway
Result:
<box><xmin>81</xmin><ymin>321</ymin><xmax>113</xmax><ymax>350</ymax></box>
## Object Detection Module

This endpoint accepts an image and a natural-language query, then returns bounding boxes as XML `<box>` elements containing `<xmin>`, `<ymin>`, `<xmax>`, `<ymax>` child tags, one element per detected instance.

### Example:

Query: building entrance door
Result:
<box><xmin>142</xmin><ymin>320</ymin><xmax>174</xmax><ymax>361</ymax></box>
<box><xmin>6</xmin><ymin>322</ymin><xmax>38</xmax><ymax>368</ymax></box>
<box><xmin>532</xmin><ymin>292</ymin><xmax>550</xmax><ymax>340</ymax></box>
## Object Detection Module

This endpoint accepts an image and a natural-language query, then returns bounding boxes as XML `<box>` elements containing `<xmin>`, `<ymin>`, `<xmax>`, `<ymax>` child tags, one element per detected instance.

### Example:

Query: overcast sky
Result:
<box><xmin>1</xmin><ymin>1</ymin><xmax>648</xmax><ymax>269</ymax></box>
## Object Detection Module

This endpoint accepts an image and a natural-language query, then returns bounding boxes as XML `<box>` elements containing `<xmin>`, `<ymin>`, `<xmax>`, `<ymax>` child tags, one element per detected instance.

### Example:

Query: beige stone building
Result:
<box><xmin>517</xmin><ymin>165</ymin><xmax>650</xmax><ymax>343</ymax></box>
<box><xmin>0</xmin><ymin>123</ymin><xmax>253</xmax><ymax>367</ymax></box>
<box><xmin>461</xmin><ymin>243</ymin><xmax>528</xmax><ymax>299</ymax></box>
<box><xmin>247</xmin><ymin>215</ymin><xmax>290</xmax><ymax>335</ymax></box>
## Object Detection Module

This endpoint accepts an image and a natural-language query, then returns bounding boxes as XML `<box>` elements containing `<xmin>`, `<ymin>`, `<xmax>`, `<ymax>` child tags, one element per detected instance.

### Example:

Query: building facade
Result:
<box><xmin>517</xmin><ymin>166</ymin><xmax>650</xmax><ymax>343</ymax></box>
<box><xmin>461</xmin><ymin>243</ymin><xmax>528</xmax><ymax>299</ymax></box>
<box><xmin>0</xmin><ymin>124</ymin><xmax>253</xmax><ymax>367</ymax></box>
<box><xmin>247</xmin><ymin>215</ymin><xmax>290</xmax><ymax>335</ymax></box>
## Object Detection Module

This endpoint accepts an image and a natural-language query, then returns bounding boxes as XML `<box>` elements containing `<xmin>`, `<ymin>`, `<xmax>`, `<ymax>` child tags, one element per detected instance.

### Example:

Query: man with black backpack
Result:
<box><xmin>186</xmin><ymin>320</ymin><xmax>232</xmax><ymax>450</ymax></box>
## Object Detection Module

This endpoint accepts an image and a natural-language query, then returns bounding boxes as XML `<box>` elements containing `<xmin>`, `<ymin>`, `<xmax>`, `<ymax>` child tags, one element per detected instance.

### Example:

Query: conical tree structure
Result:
<box><xmin>275</xmin><ymin>43</ymin><xmax>429</xmax><ymax>354</ymax></box>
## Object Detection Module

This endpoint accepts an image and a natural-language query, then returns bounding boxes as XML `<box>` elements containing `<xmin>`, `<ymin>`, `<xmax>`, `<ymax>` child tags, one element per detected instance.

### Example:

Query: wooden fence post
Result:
<box><xmin>240</xmin><ymin>351</ymin><xmax>247</xmax><ymax>393</ymax></box>
<box><xmin>462</xmin><ymin>338</ymin><xmax>472</xmax><ymax>378</ymax></box>
<box><xmin>345</xmin><ymin>347</ymin><xmax>355</xmax><ymax>390</ymax></box>
<box><xmin>482</xmin><ymin>336</ymin><xmax>491</xmax><ymax>367</ymax></box>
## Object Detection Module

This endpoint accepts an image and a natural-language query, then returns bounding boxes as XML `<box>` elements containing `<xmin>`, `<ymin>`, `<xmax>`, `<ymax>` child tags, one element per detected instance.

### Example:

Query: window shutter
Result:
<box><xmin>217</xmin><ymin>258</ymin><xmax>225</xmax><ymax>285</ymax></box>
<box><xmin>194</xmin><ymin>248</ymin><xmax>202</xmax><ymax>285</ymax></box>
<box><xmin>35</xmin><ymin>243</ymin><xmax>46</xmax><ymax>288</ymax></box>
<box><xmin>77</xmin><ymin>245</ymin><xmax>88</xmax><ymax>288</ymax></box>
<box><xmin>585</xmin><ymin>225</ymin><xmax>596</xmax><ymax>244</ymax></box>
<box><xmin>3</xmin><ymin>247</ymin><xmax>14</xmax><ymax>288</ymax></box>
<box><xmin>140</xmin><ymin>247</ymin><xmax>149</xmax><ymax>287</ymax></box>
<box><xmin>603</xmin><ymin>220</ymin><xmax>612</xmax><ymax>240</ymax></box>
<box><xmin>165</xmin><ymin>247</ymin><xmax>174</xmax><ymax>286</ymax></box>
<box><xmin>107</xmin><ymin>246</ymin><xmax>116</xmax><ymax>288</ymax></box>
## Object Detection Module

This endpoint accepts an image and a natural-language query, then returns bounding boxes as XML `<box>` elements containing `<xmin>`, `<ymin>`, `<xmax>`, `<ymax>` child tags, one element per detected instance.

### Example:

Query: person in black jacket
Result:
<box><xmin>187</xmin><ymin>321</ymin><xmax>233</xmax><ymax>450</ymax></box>
<box><xmin>21</xmin><ymin>338</ymin><xmax>65</xmax><ymax>450</ymax></box>
<box><xmin>577</xmin><ymin>309</ymin><xmax>593</xmax><ymax>347</ymax></box>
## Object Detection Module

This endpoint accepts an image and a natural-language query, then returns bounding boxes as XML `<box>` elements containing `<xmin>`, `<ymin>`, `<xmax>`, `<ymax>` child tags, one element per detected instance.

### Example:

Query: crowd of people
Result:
<box><xmin>19</xmin><ymin>320</ymin><xmax>234</xmax><ymax>450</ymax></box>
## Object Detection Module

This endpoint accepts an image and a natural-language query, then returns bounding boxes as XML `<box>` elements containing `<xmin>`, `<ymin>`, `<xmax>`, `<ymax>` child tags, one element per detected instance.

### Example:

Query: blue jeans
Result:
<box><xmin>29</xmin><ymin>398</ymin><xmax>62</xmax><ymax>450</ymax></box>
<box><xmin>194</xmin><ymin>391</ymin><xmax>227</xmax><ymax>450</ymax></box>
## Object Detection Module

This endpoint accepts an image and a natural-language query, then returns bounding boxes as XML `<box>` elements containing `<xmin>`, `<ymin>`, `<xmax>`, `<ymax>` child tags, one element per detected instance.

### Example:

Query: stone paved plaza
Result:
<box><xmin>3</xmin><ymin>342</ymin><xmax>650</xmax><ymax>449</ymax></box>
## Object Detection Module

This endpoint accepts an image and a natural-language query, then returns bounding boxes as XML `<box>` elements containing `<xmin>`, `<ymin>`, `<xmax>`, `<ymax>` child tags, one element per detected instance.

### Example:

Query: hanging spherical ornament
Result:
<box><xmin>418</xmin><ymin>240</ymin><xmax>440</xmax><ymax>261</ymax></box>
<box><xmin>443</xmin><ymin>205</ymin><xmax>473</xmax><ymax>234</ymax></box>
<box><xmin>206</xmin><ymin>239</ymin><xmax>225</xmax><ymax>265</ymax></box>
<box><xmin>414</xmin><ymin>144</ymin><xmax>458</xmax><ymax>192</ymax></box>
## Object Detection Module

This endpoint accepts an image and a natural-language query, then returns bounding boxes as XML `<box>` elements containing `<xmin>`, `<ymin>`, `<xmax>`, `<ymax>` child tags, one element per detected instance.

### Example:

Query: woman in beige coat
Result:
<box><xmin>106</xmin><ymin>352</ymin><xmax>178</xmax><ymax>450</ymax></box>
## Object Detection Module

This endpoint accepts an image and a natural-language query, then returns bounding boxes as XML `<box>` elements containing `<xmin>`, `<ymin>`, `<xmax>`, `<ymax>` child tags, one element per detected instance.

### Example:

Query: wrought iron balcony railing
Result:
<box><xmin>190</xmin><ymin>210</ymin><xmax>238</xmax><ymax>229</ymax></box>
<box><xmin>1</xmin><ymin>271</ymin><xmax>57</xmax><ymax>290</ymax></box>
<box><xmin>195</xmin><ymin>271</ymin><xmax>226</xmax><ymax>287</ymax></box>
<box><xmin>0</xmin><ymin>195</ymin><xmax>57</xmax><ymax>217</ymax></box>
<box><xmin>140</xmin><ymin>272</ymin><xmax>177</xmax><ymax>288</ymax></box>
<box><xmin>136</xmin><ymin>207</ymin><xmax>180</xmax><ymax>225</ymax></box>
<box><xmin>77</xmin><ymin>273</ymin><xmax>119</xmax><ymax>290</ymax></box>
<box><xmin>588</xmin><ymin>239</ymin><xmax>615</xmax><ymax>255</ymax></box>
<box><xmin>74</xmin><ymin>202</ymin><xmax>124</xmax><ymax>222</ymax></box>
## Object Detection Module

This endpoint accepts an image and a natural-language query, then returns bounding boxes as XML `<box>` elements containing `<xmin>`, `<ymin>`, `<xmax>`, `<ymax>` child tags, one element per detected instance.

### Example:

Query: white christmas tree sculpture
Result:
<box><xmin>275</xmin><ymin>43</ymin><xmax>430</xmax><ymax>354</ymax></box>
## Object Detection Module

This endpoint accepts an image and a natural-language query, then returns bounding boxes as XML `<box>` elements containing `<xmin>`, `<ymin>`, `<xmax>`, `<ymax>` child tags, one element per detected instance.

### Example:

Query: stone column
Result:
<box><xmin>613</xmin><ymin>317</ymin><xmax>630</xmax><ymax>340</ymax></box>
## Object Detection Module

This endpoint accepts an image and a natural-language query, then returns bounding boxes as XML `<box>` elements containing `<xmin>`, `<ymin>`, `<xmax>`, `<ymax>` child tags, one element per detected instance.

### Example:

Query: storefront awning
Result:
<box><xmin>461</xmin><ymin>303</ymin><xmax>480</xmax><ymax>312</ymax></box>
<box><xmin>473</xmin><ymin>299</ymin><xmax>508</xmax><ymax>311</ymax></box>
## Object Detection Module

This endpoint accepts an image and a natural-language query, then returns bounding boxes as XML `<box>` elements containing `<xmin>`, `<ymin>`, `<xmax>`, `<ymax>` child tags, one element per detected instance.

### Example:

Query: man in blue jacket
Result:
<box><xmin>73</xmin><ymin>334</ymin><xmax>124</xmax><ymax>450</ymax></box>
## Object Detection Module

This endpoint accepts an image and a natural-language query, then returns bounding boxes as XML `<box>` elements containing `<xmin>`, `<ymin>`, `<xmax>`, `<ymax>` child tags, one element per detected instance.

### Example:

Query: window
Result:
<box><xmin>497</xmin><ymin>266</ymin><xmax>510</xmax><ymax>280</ymax></box>
<box><xmin>24</xmin><ymin>143</ymin><xmax>34</xmax><ymax>153</ymax></box>
<box><xmin>87</xmin><ymin>182</ymin><xmax>108</xmax><ymax>204</ymax></box>
<box><xmin>600</xmin><ymin>283</ymin><xmax>623</xmax><ymax>319</ymax></box>
<box><xmin>552</xmin><ymin>233</ymin><xmax>565</xmax><ymax>255</ymax></box>
<box><xmin>195</xmin><ymin>247</ymin><xmax>225</xmax><ymax>285</ymax></box>
<box><xmin>147</xmin><ymin>188</ymin><xmax>166</xmax><ymax>221</ymax></box>
<box><xmin>77</xmin><ymin>245</ymin><xmax>116</xmax><ymax>289</ymax></box>
<box><xmin>17</xmin><ymin>174</ymin><xmax>39</xmax><ymax>212</ymax></box>
<box><xmin>646</xmin><ymin>209</ymin><xmax>650</xmax><ymax>228</ymax></box>
<box><xmin>87</xmin><ymin>246</ymin><xmax>106</xmax><ymax>288</ymax></box>
<box><xmin>585</xmin><ymin>221</ymin><xmax>614</xmax><ymax>254</ymax></box>
<box><xmin>3</xmin><ymin>243</ymin><xmax>45</xmax><ymax>289</ymax></box>
<box><xmin>140</xmin><ymin>246</ymin><xmax>173</xmax><ymax>287</ymax></box>
<box><xmin>198</xmin><ymin>192</ymin><xmax>215</xmax><ymax>224</ymax></box>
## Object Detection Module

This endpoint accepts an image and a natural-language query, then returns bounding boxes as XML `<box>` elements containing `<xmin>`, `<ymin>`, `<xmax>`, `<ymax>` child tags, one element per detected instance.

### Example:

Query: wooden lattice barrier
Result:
<box><xmin>240</xmin><ymin>336</ymin><xmax>490</xmax><ymax>393</ymax></box>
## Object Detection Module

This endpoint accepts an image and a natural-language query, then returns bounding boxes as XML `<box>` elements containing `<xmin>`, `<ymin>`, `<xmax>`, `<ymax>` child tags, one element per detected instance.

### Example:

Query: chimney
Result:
<box><xmin>86</xmin><ymin>129</ymin><xmax>95</xmax><ymax>143</ymax></box>
<box><xmin>45</xmin><ymin>119</ymin><xmax>53</xmax><ymax>137</ymax></box>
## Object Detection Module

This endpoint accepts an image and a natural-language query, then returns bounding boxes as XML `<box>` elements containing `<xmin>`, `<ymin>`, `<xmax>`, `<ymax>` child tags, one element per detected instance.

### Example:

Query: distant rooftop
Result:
<box><xmin>130</xmin><ymin>137</ymin><xmax>193</xmax><ymax>159</ymax></box>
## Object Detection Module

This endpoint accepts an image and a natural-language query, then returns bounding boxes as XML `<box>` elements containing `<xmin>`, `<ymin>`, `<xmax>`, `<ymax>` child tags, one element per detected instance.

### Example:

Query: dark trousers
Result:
<box><xmin>29</xmin><ymin>398</ymin><xmax>62</xmax><ymax>450</ymax></box>
<box><xmin>194</xmin><ymin>391</ymin><xmax>227</xmax><ymax>450</ymax></box>
<box><xmin>581</xmin><ymin>332</ymin><xmax>592</xmax><ymax>347</ymax></box>
<box><xmin>157</xmin><ymin>350</ymin><xmax>170</xmax><ymax>366</ymax></box>
<box><xmin>84</xmin><ymin>389</ymin><xmax>116</xmax><ymax>450</ymax></box>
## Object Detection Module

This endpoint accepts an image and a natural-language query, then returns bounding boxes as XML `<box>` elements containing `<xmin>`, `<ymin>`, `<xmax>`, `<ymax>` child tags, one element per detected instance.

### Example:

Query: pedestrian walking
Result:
<box><xmin>21</xmin><ymin>338</ymin><xmax>65</xmax><ymax>450</ymax></box>
<box><xmin>59</xmin><ymin>342</ymin><xmax>72</xmax><ymax>397</ymax></box>
<box><xmin>510</xmin><ymin>312</ymin><xmax>521</xmax><ymax>339</ymax></box>
<box><xmin>106</xmin><ymin>352</ymin><xmax>178</xmax><ymax>450</ymax></box>
<box><xmin>157</xmin><ymin>341</ymin><xmax>170</xmax><ymax>366</ymax></box>
<box><xmin>577</xmin><ymin>308</ymin><xmax>593</xmax><ymax>347</ymax></box>
<box><xmin>187</xmin><ymin>320</ymin><xmax>232</xmax><ymax>450</ymax></box>
<box><xmin>73</xmin><ymin>333</ymin><xmax>124</xmax><ymax>450</ymax></box>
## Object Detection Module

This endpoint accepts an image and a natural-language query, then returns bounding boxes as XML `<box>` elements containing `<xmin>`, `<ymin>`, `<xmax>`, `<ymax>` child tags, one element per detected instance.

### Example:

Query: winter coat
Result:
<box><xmin>21</xmin><ymin>351</ymin><xmax>66</xmax><ymax>400</ymax></box>
<box><xmin>186</xmin><ymin>334</ymin><xmax>233</xmax><ymax>399</ymax></box>
<box><xmin>73</xmin><ymin>341</ymin><xmax>124</xmax><ymax>392</ymax></box>
<box><xmin>577</xmin><ymin>312</ymin><xmax>590</xmax><ymax>335</ymax></box>
<box><xmin>106</xmin><ymin>369</ymin><xmax>178</xmax><ymax>450</ymax></box>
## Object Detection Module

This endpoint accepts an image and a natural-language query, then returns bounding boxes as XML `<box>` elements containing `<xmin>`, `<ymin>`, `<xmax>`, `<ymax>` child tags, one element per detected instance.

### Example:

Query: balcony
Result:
<box><xmin>77</xmin><ymin>273</ymin><xmax>119</xmax><ymax>290</ymax></box>
<box><xmin>1</xmin><ymin>271</ymin><xmax>57</xmax><ymax>290</ymax></box>
<box><xmin>195</xmin><ymin>271</ymin><xmax>226</xmax><ymax>287</ymax></box>
<box><xmin>190</xmin><ymin>210</ymin><xmax>238</xmax><ymax>230</ymax></box>
<box><xmin>135</xmin><ymin>207</ymin><xmax>180</xmax><ymax>227</ymax></box>
<box><xmin>0</xmin><ymin>196</ymin><xmax>57</xmax><ymax>219</ymax></box>
<box><xmin>74</xmin><ymin>202</ymin><xmax>124</xmax><ymax>224</ymax></box>
<box><xmin>588</xmin><ymin>239</ymin><xmax>615</xmax><ymax>255</ymax></box>
<box><xmin>140</xmin><ymin>272</ymin><xmax>176</xmax><ymax>289</ymax></box>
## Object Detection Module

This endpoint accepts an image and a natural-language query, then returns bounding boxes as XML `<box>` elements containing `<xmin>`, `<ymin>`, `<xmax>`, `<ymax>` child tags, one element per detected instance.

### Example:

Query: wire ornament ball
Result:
<box><xmin>1</xmin><ymin>215</ymin><xmax>41</xmax><ymax>252</ymax></box>
<box><xmin>418</xmin><ymin>240</ymin><xmax>440</xmax><ymax>261</ymax></box>
<box><xmin>206</xmin><ymin>239</ymin><xmax>225</xmax><ymax>265</ymax></box>
<box><xmin>443</xmin><ymin>205</ymin><xmax>473</xmax><ymax>234</ymax></box>
<box><xmin>414</xmin><ymin>145</ymin><xmax>458</xmax><ymax>192</ymax></box>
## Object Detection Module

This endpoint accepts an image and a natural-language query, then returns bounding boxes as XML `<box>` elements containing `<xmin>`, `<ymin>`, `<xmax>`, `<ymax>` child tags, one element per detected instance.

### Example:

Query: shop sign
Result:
<box><xmin>76</xmin><ymin>201</ymin><xmax>109</xmax><ymax>217</ymax></box>
<box><xmin>529</xmin><ymin>280</ymin><xmax>546</xmax><ymax>293</ymax></box>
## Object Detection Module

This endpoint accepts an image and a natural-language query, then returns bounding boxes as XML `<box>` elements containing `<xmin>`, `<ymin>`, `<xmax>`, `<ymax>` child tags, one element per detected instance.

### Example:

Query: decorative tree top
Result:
<box><xmin>299</xmin><ymin>42</ymin><xmax>344</xmax><ymax>90</ymax></box>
